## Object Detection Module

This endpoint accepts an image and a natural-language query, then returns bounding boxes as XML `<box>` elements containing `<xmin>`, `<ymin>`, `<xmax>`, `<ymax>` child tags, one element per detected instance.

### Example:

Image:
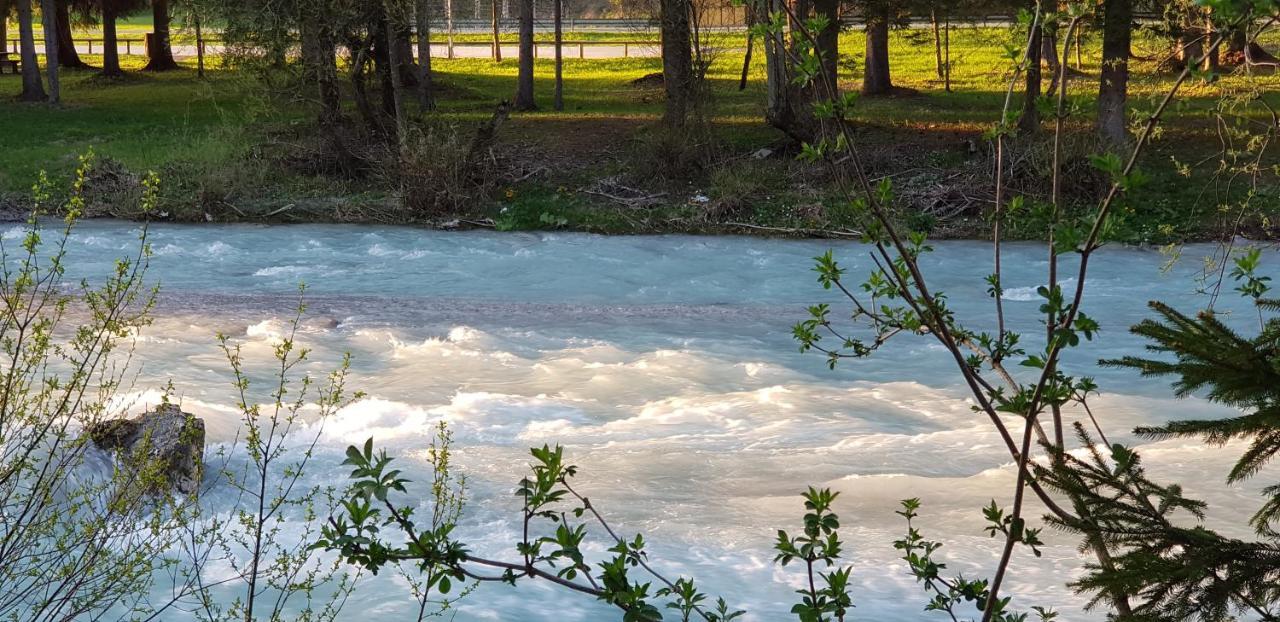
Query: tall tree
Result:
<box><xmin>491</xmin><ymin>0</ymin><xmax>502</xmax><ymax>61</ymax></box>
<box><xmin>415</xmin><ymin>0</ymin><xmax>436</xmax><ymax>109</ymax></box>
<box><xmin>40</xmin><ymin>0</ymin><xmax>60</xmax><ymax>101</ymax></box>
<box><xmin>384</xmin><ymin>0</ymin><xmax>409</xmax><ymax>142</ymax></box>
<box><xmin>99</xmin><ymin>0</ymin><xmax>125</xmax><ymax>77</ymax></box>
<box><xmin>513</xmin><ymin>0</ymin><xmax>535</xmax><ymax>110</ymax></box>
<box><xmin>862</xmin><ymin>1</ymin><xmax>894</xmax><ymax>95</ymax></box>
<box><xmin>143</xmin><ymin>0</ymin><xmax>179</xmax><ymax>70</ymax></box>
<box><xmin>15</xmin><ymin>0</ymin><xmax>46</xmax><ymax>100</ymax></box>
<box><xmin>659</xmin><ymin>0</ymin><xmax>692</xmax><ymax>126</ymax></box>
<box><xmin>56</xmin><ymin>0</ymin><xmax>90</xmax><ymax>68</ymax></box>
<box><xmin>553</xmin><ymin>0</ymin><xmax>563</xmax><ymax>111</ymax></box>
<box><xmin>1097</xmin><ymin>0</ymin><xmax>1131</xmax><ymax>144</ymax></box>
<box><xmin>814</xmin><ymin>0</ymin><xmax>838</xmax><ymax>90</ymax></box>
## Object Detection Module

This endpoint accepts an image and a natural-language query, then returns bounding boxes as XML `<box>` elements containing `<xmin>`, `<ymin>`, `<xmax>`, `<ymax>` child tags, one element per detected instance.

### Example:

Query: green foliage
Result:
<box><xmin>774</xmin><ymin>488</ymin><xmax>854</xmax><ymax>622</ymax></box>
<box><xmin>196</xmin><ymin>289</ymin><xmax>362</xmax><ymax>622</ymax></box>
<box><xmin>0</xmin><ymin>154</ymin><xmax>183</xmax><ymax>621</ymax></box>
<box><xmin>1102</xmin><ymin>263</ymin><xmax>1280</xmax><ymax>530</ymax></box>
<box><xmin>894</xmin><ymin>499</ymin><xmax>1053</xmax><ymax>622</ymax></box>
<box><xmin>321</xmin><ymin>439</ymin><xmax>746</xmax><ymax>621</ymax></box>
<box><xmin>1037</xmin><ymin>426</ymin><xmax>1280</xmax><ymax>621</ymax></box>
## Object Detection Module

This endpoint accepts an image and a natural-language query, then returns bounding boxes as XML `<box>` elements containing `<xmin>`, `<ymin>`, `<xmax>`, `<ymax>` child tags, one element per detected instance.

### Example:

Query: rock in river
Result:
<box><xmin>88</xmin><ymin>403</ymin><xmax>206</xmax><ymax>495</ymax></box>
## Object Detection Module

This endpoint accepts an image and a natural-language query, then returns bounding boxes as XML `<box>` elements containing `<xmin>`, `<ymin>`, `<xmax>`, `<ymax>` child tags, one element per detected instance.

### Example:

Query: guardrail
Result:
<box><xmin>4</xmin><ymin>37</ymin><xmax>667</xmax><ymax>58</ymax></box>
<box><xmin>4</xmin><ymin>37</ymin><xmax>157</xmax><ymax>55</ymax></box>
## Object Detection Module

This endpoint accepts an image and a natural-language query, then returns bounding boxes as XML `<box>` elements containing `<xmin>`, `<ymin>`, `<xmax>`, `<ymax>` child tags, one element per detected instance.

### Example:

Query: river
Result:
<box><xmin>43</xmin><ymin>221</ymin><xmax>1274</xmax><ymax>621</ymax></box>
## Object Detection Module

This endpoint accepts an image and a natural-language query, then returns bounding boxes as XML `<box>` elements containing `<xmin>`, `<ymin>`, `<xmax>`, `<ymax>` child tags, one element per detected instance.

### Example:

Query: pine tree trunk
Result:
<box><xmin>659</xmin><ymin>0</ymin><xmax>692</xmax><ymax>127</ymax></box>
<box><xmin>39</xmin><ymin>0</ymin><xmax>59</xmax><ymax>102</ymax></box>
<box><xmin>143</xmin><ymin>0</ymin><xmax>179</xmax><ymax>71</ymax></box>
<box><xmin>553</xmin><ymin>0</ymin><xmax>563</xmax><ymax>111</ymax></box>
<box><xmin>415</xmin><ymin>0</ymin><xmax>436</xmax><ymax>109</ymax></box>
<box><xmin>16</xmin><ymin>0</ymin><xmax>46</xmax><ymax>100</ymax></box>
<box><xmin>102</xmin><ymin>4</ymin><xmax>122</xmax><ymax>77</ymax></box>
<box><xmin>862</xmin><ymin>5</ymin><xmax>892</xmax><ymax>95</ymax></box>
<box><xmin>815</xmin><ymin>0</ymin><xmax>838</xmax><ymax>90</ymax></box>
<box><xmin>56</xmin><ymin>0</ymin><xmax>88</xmax><ymax>68</ymax></box>
<box><xmin>1097</xmin><ymin>0</ymin><xmax>1131</xmax><ymax>145</ymax></box>
<box><xmin>513</xmin><ymin>0</ymin><xmax>536</xmax><ymax>110</ymax></box>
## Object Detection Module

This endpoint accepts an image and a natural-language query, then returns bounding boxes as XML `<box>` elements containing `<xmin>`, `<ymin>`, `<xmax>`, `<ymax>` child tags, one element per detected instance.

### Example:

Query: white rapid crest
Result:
<box><xmin>49</xmin><ymin>221</ymin><xmax>1276</xmax><ymax>621</ymax></box>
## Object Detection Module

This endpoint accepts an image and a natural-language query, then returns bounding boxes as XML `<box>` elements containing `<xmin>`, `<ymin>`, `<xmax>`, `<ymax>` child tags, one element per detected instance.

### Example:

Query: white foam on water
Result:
<box><xmin>47</xmin><ymin>222</ymin><xmax>1276</xmax><ymax>621</ymax></box>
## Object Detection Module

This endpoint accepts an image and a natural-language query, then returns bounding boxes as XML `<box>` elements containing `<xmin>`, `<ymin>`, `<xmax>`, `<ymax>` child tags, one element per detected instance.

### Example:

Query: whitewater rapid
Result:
<box><xmin>43</xmin><ymin>221</ymin><xmax>1274</xmax><ymax>620</ymax></box>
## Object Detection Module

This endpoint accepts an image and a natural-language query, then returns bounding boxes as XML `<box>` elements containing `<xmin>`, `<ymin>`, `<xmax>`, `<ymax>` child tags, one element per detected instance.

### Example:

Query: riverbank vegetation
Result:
<box><xmin>2</xmin><ymin>0</ymin><xmax>1278</xmax><ymax>242</ymax></box>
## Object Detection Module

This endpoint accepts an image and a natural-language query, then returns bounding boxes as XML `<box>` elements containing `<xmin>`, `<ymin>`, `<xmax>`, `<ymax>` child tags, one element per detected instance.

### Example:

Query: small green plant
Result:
<box><xmin>773</xmin><ymin>488</ymin><xmax>854</xmax><ymax>622</ymax></box>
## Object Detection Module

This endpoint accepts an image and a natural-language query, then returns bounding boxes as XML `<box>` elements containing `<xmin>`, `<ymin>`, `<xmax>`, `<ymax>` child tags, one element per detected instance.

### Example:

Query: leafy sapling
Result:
<box><xmin>774</xmin><ymin>488</ymin><xmax>854</xmax><ymax>622</ymax></box>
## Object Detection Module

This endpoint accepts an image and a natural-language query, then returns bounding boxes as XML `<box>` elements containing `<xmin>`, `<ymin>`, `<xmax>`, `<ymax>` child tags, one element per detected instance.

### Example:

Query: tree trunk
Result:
<box><xmin>0</xmin><ymin>0</ymin><xmax>7</xmax><ymax>58</ymax></box>
<box><xmin>445</xmin><ymin>0</ymin><xmax>454</xmax><ymax>59</ymax></box>
<box><xmin>102</xmin><ymin>3</ymin><xmax>122</xmax><ymax>77</ymax></box>
<box><xmin>40</xmin><ymin>0</ymin><xmax>59</xmax><ymax>102</ymax></box>
<box><xmin>815</xmin><ymin>0</ymin><xmax>838</xmax><ymax>90</ymax></box>
<box><xmin>553</xmin><ymin>0</ymin><xmax>563</xmax><ymax>110</ymax></box>
<box><xmin>56</xmin><ymin>0</ymin><xmax>89</xmax><ymax>68</ymax></box>
<box><xmin>513</xmin><ymin>0</ymin><xmax>536</xmax><ymax>111</ymax></box>
<box><xmin>659</xmin><ymin>0</ymin><xmax>692</xmax><ymax>126</ymax></box>
<box><xmin>862</xmin><ymin>5</ymin><xmax>892</xmax><ymax>95</ymax></box>
<box><xmin>944</xmin><ymin>11</ymin><xmax>951</xmax><ymax>91</ymax></box>
<box><xmin>739</xmin><ymin>3</ymin><xmax>755</xmax><ymax>91</ymax></box>
<box><xmin>195</xmin><ymin>12</ymin><xmax>205</xmax><ymax>77</ymax></box>
<box><xmin>415</xmin><ymin>0</ymin><xmax>436</xmax><ymax>109</ymax></box>
<box><xmin>763</xmin><ymin>0</ymin><xmax>788</xmax><ymax>124</ymax></box>
<box><xmin>491</xmin><ymin>0</ymin><xmax>502</xmax><ymax>61</ymax></box>
<box><xmin>1043</xmin><ymin>29</ymin><xmax>1060</xmax><ymax>94</ymax></box>
<box><xmin>16</xmin><ymin>0</ymin><xmax>46</xmax><ymax>100</ymax></box>
<box><xmin>1018</xmin><ymin>14</ymin><xmax>1042</xmax><ymax>133</ymax></box>
<box><xmin>1097</xmin><ymin>0</ymin><xmax>1131</xmax><ymax>145</ymax></box>
<box><xmin>299</xmin><ymin>6</ymin><xmax>341</xmax><ymax>124</ymax></box>
<box><xmin>931</xmin><ymin>7</ymin><xmax>943</xmax><ymax>78</ymax></box>
<box><xmin>1176</xmin><ymin>31</ymin><xmax>1203</xmax><ymax>69</ymax></box>
<box><xmin>1202</xmin><ymin>12</ymin><xmax>1219</xmax><ymax>72</ymax></box>
<box><xmin>385</xmin><ymin>6</ymin><xmax>409</xmax><ymax>144</ymax></box>
<box><xmin>143</xmin><ymin>0</ymin><xmax>179</xmax><ymax>70</ymax></box>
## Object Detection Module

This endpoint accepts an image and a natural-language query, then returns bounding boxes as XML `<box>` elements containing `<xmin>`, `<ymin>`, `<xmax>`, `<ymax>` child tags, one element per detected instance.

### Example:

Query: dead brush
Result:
<box><xmin>1002</xmin><ymin>130</ymin><xmax>1112</xmax><ymax>205</ymax></box>
<box><xmin>381</xmin><ymin>121</ymin><xmax>495</xmax><ymax>219</ymax></box>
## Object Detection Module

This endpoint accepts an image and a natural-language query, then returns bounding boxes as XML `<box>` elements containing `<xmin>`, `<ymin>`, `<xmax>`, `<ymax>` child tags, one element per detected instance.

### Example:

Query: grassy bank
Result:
<box><xmin>1</xmin><ymin>27</ymin><xmax>1277</xmax><ymax>242</ymax></box>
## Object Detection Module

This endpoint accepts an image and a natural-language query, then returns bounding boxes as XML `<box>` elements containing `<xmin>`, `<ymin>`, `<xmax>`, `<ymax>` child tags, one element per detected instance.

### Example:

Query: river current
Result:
<box><xmin>39</xmin><ymin>221</ymin><xmax>1276</xmax><ymax>621</ymax></box>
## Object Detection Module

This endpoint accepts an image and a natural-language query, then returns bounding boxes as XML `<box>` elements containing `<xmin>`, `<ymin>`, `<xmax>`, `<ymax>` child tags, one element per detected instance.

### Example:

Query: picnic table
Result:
<box><xmin>0</xmin><ymin>52</ymin><xmax>18</xmax><ymax>74</ymax></box>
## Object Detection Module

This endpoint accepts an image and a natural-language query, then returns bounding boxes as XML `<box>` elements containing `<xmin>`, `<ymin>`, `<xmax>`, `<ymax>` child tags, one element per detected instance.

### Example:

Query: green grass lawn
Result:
<box><xmin>1</xmin><ymin>25</ymin><xmax>1276</xmax><ymax>239</ymax></box>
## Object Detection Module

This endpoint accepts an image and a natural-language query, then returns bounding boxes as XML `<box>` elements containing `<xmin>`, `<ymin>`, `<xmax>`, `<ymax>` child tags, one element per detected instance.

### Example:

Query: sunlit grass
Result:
<box><xmin>1</xmin><ymin>25</ymin><xmax>1277</xmax><ymax>200</ymax></box>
